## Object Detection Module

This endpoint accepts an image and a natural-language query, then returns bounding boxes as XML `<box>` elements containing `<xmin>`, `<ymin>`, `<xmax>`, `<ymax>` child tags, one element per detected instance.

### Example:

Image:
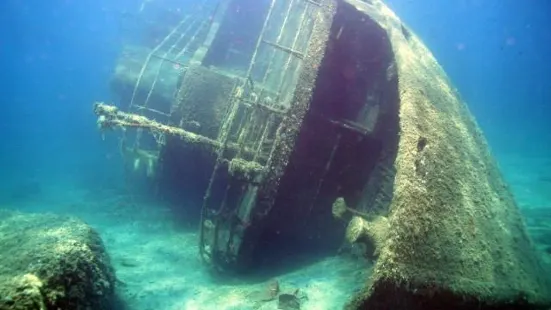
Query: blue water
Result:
<box><xmin>2</xmin><ymin>0</ymin><xmax>549</xmax><ymax>201</ymax></box>
<box><xmin>1</xmin><ymin>0</ymin><xmax>550</xmax><ymax>309</ymax></box>
<box><xmin>385</xmin><ymin>0</ymin><xmax>551</xmax><ymax>211</ymax></box>
<box><xmin>386</xmin><ymin>0</ymin><xmax>551</xmax><ymax>158</ymax></box>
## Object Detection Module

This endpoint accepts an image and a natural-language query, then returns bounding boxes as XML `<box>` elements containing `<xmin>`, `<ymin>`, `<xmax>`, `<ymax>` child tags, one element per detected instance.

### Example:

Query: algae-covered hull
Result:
<box><xmin>337</xmin><ymin>0</ymin><xmax>551</xmax><ymax>309</ymax></box>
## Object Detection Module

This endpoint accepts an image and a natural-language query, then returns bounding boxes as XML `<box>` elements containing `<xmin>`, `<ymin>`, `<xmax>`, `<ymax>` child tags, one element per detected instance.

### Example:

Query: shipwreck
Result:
<box><xmin>95</xmin><ymin>0</ymin><xmax>551</xmax><ymax>308</ymax></box>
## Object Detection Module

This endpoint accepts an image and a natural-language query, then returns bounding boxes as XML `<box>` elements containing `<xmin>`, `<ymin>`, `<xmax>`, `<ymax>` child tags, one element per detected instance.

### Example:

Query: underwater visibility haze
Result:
<box><xmin>1</xmin><ymin>0</ymin><xmax>551</xmax><ymax>309</ymax></box>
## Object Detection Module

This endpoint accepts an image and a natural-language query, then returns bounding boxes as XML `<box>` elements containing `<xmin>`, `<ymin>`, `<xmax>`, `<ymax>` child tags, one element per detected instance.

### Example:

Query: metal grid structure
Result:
<box><xmin>97</xmin><ymin>0</ymin><xmax>327</xmax><ymax>272</ymax></box>
<box><xmin>198</xmin><ymin>0</ymin><xmax>324</xmax><ymax>270</ymax></box>
<box><xmin>118</xmin><ymin>0</ymin><xmax>321</xmax><ymax>162</ymax></box>
<box><xmin>125</xmin><ymin>2</ymin><xmax>212</xmax><ymax>150</ymax></box>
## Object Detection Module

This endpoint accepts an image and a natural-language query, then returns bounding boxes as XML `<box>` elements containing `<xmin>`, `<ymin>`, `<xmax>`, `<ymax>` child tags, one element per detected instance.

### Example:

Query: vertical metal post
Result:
<box><xmin>174</xmin><ymin>20</ymin><xmax>208</xmax><ymax>60</ymax></box>
<box><xmin>135</xmin><ymin>17</ymin><xmax>201</xmax><ymax>149</ymax></box>
<box><xmin>235</xmin><ymin>108</ymin><xmax>256</xmax><ymax>157</ymax></box>
<box><xmin>253</xmin><ymin>113</ymin><xmax>274</xmax><ymax>161</ymax></box>
<box><xmin>309</xmin><ymin>133</ymin><xmax>341</xmax><ymax>214</ymax></box>
<box><xmin>243</xmin><ymin>0</ymin><xmax>278</xmax><ymax>84</ymax></box>
<box><xmin>260</xmin><ymin>0</ymin><xmax>296</xmax><ymax>88</ymax></box>
<box><xmin>128</xmin><ymin>18</ymin><xmax>187</xmax><ymax>111</ymax></box>
<box><xmin>199</xmin><ymin>0</ymin><xmax>279</xmax><ymax>264</ymax></box>
<box><xmin>275</xmin><ymin>3</ymin><xmax>311</xmax><ymax>102</ymax></box>
<box><xmin>141</xmin><ymin>16</ymin><xmax>195</xmax><ymax>111</ymax></box>
<box><xmin>127</xmin><ymin>17</ymin><xmax>188</xmax><ymax>149</ymax></box>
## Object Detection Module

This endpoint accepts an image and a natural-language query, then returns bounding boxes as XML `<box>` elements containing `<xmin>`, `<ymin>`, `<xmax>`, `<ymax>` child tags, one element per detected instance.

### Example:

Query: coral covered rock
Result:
<box><xmin>0</xmin><ymin>210</ymin><xmax>115</xmax><ymax>310</ymax></box>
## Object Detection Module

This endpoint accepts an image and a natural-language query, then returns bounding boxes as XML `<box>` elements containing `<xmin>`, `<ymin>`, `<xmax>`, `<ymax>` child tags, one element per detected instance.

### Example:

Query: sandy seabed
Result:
<box><xmin>2</xmin><ymin>153</ymin><xmax>550</xmax><ymax>309</ymax></box>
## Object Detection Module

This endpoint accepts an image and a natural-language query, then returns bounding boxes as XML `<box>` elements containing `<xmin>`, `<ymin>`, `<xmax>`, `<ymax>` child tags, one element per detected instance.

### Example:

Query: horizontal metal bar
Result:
<box><xmin>262</xmin><ymin>40</ymin><xmax>305</xmax><ymax>59</ymax></box>
<box><xmin>150</xmin><ymin>54</ymin><xmax>188</xmax><ymax>68</ymax></box>
<box><xmin>302</xmin><ymin>0</ymin><xmax>321</xmax><ymax>6</ymax></box>
<box><xmin>239</xmin><ymin>98</ymin><xmax>286</xmax><ymax>115</ymax></box>
<box><xmin>328</xmin><ymin>118</ymin><xmax>372</xmax><ymax>136</ymax></box>
<box><xmin>132</xmin><ymin>105</ymin><xmax>170</xmax><ymax>117</ymax></box>
<box><xmin>96</xmin><ymin>102</ymin><xmax>266</xmax><ymax>159</ymax></box>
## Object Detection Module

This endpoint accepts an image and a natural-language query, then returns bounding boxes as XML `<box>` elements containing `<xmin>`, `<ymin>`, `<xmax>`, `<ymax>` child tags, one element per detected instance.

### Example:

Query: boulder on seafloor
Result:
<box><xmin>0</xmin><ymin>210</ymin><xmax>116</xmax><ymax>310</ymax></box>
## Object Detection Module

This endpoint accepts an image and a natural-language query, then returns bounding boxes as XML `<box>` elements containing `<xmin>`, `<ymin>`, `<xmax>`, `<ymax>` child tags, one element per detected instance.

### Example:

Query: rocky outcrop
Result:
<box><xmin>0</xmin><ymin>210</ymin><xmax>115</xmax><ymax>310</ymax></box>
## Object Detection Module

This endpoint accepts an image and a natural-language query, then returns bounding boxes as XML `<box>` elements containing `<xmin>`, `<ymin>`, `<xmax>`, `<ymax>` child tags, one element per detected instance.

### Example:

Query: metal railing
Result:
<box><xmin>198</xmin><ymin>0</ymin><xmax>324</xmax><ymax>268</ymax></box>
